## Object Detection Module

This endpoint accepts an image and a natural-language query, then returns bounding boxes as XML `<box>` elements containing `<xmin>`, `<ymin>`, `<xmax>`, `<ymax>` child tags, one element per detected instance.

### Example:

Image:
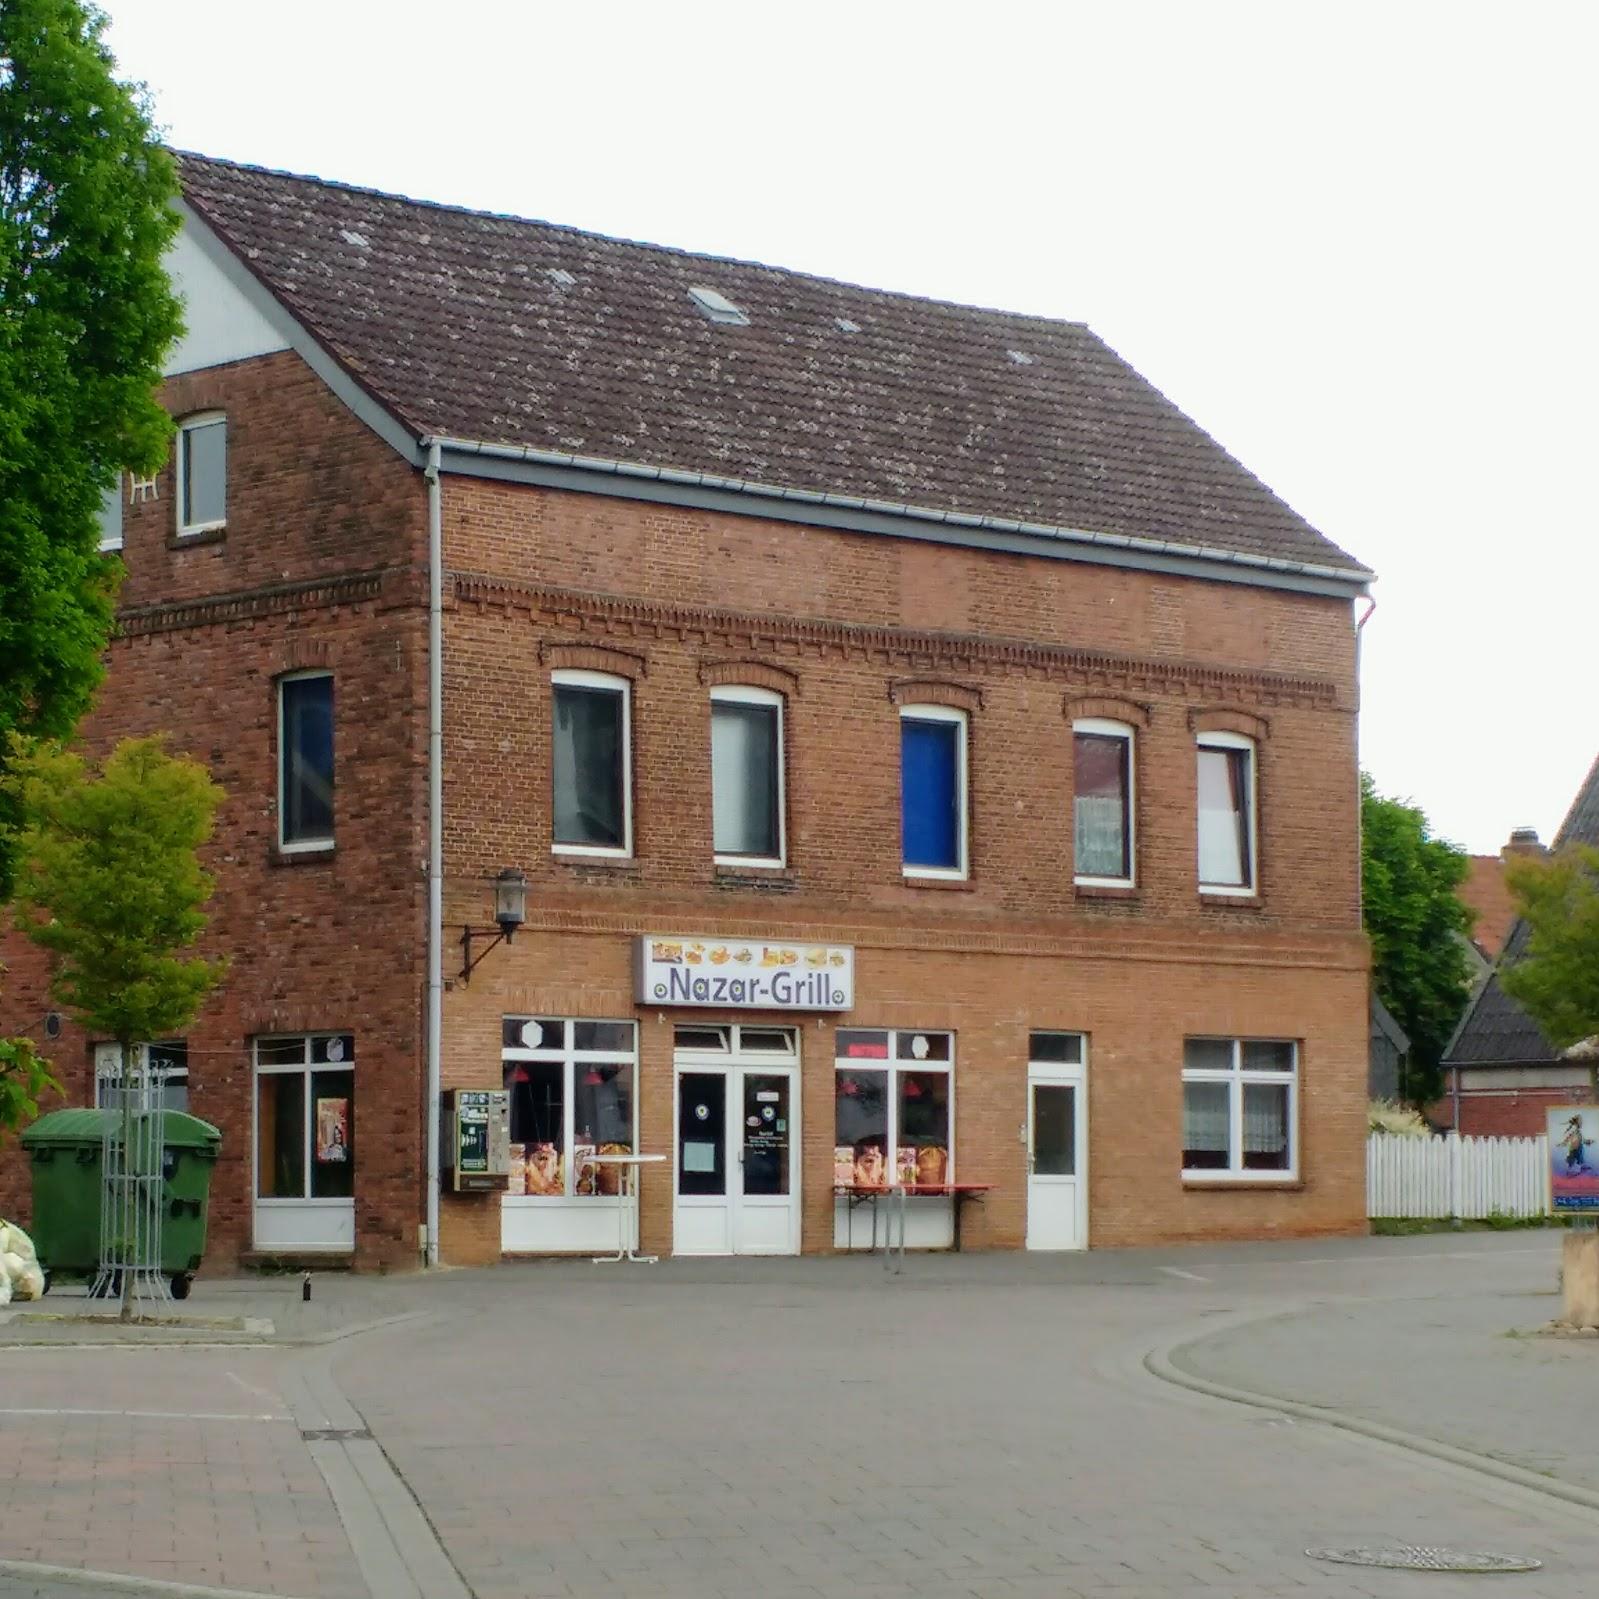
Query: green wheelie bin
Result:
<box><xmin>20</xmin><ymin>1108</ymin><xmax>222</xmax><ymax>1298</ymax></box>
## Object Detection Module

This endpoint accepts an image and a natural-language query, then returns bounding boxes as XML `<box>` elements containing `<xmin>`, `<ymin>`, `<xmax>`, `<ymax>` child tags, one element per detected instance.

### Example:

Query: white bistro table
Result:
<box><xmin>588</xmin><ymin>1153</ymin><xmax>665</xmax><ymax>1264</ymax></box>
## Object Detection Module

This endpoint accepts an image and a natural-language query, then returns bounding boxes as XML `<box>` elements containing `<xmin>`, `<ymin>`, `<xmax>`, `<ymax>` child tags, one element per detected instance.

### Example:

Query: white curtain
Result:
<box><xmin>1197</xmin><ymin>747</ymin><xmax>1248</xmax><ymax>886</ymax></box>
<box><xmin>712</xmin><ymin>703</ymin><xmax>776</xmax><ymax>856</ymax></box>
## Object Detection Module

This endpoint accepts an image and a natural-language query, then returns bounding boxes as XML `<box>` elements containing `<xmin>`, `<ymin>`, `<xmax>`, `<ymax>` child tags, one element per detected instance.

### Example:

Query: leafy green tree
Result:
<box><xmin>1361</xmin><ymin>773</ymin><xmax>1474</xmax><ymax>1106</ymax></box>
<box><xmin>0</xmin><ymin>1001</ymin><xmax>58</xmax><ymax>1143</ymax></box>
<box><xmin>0</xmin><ymin>0</ymin><xmax>183</xmax><ymax>893</ymax></box>
<box><xmin>7</xmin><ymin>735</ymin><xmax>226</xmax><ymax>1315</ymax></box>
<box><xmin>1501</xmin><ymin>844</ymin><xmax>1599</xmax><ymax>1101</ymax></box>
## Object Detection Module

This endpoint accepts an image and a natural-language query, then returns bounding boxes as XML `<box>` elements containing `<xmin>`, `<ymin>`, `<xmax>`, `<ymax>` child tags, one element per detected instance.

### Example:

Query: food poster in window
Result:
<box><xmin>525</xmin><ymin>1142</ymin><xmax>564</xmax><ymax>1196</ymax></box>
<box><xmin>573</xmin><ymin>1062</ymin><xmax>633</xmax><ymax>1194</ymax></box>
<box><xmin>506</xmin><ymin>1144</ymin><xmax>526</xmax><ymax>1196</ymax></box>
<box><xmin>895</xmin><ymin>1143</ymin><xmax>918</xmax><ymax>1187</ymax></box>
<box><xmin>835</xmin><ymin>1068</ymin><xmax>889</xmax><ymax>1187</ymax></box>
<box><xmin>314</xmin><ymin>1097</ymin><xmax>350</xmax><ymax>1164</ymax></box>
<box><xmin>913</xmin><ymin>1143</ymin><xmax>949</xmax><ymax>1187</ymax></box>
<box><xmin>1549</xmin><ymin>1107</ymin><xmax>1599</xmax><ymax>1211</ymax></box>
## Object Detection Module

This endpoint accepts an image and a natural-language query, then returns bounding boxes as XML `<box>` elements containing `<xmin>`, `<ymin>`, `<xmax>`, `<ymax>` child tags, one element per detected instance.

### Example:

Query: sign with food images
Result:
<box><xmin>636</xmin><ymin>936</ymin><xmax>853</xmax><ymax>1010</ymax></box>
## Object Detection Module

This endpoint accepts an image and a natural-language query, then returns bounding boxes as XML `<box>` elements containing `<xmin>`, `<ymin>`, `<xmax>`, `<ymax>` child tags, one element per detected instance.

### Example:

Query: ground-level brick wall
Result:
<box><xmin>439</xmin><ymin>923</ymin><xmax>1369</xmax><ymax>1262</ymax></box>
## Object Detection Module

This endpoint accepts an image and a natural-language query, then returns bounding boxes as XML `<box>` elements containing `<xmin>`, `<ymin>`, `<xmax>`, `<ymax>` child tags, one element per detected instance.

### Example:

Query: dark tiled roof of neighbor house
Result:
<box><xmin>1447</xmin><ymin>752</ymin><xmax>1599</xmax><ymax>1068</ymax></box>
<box><xmin>175</xmin><ymin>152</ymin><xmax>1370</xmax><ymax>580</ymax></box>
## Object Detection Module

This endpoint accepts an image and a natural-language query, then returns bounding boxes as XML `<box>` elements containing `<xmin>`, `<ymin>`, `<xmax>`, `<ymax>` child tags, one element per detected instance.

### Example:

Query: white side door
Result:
<box><xmin>731</xmin><ymin>1069</ymin><xmax>799</xmax><ymax>1255</ymax></box>
<box><xmin>1026</xmin><ymin>1072</ymin><xmax>1085</xmax><ymax>1250</ymax></box>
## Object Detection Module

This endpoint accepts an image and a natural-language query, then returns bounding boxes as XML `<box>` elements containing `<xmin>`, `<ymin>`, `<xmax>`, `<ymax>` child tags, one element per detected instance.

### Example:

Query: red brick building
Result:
<box><xmin>1444</xmin><ymin>760</ymin><xmax>1599</xmax><ymax>1136</ymax></box>
<box><xmin>0</xmin><ymin>155</ymin><xmax>1374</xmax><ymax>1266</ymax></box>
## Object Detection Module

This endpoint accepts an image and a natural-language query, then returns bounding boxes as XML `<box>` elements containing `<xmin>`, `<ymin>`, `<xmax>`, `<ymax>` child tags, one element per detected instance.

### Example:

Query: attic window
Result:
<box><xmin>339</xmin><ymin>229</ymin><xmax>370</xmax><ymax>249</ymax></box>
<box><xmin>687</xmin><ymin>285</ymin><xmax>750</xmax><ymax>326</ymax></box>
<box><xmin>1007</xmin><ymin>350</ymin><xmax>1037</xmax><ymax>366</ymax></box>
<box><xmin>836</xmin><ymin>318</ymin><xmax>861</xmax><ymax>334</ymax></box>
<box><xmin>547</xmin><ymin>268</ymin><xmax>576</xmax><ymax>287</ymax></box>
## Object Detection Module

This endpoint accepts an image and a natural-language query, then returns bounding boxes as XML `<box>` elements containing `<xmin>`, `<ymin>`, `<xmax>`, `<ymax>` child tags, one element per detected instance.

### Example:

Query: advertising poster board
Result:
<box><xmin>1549</xmin><ymin>1106</ymin><xmax>1599</xmax><ymax>1212</ymax></box>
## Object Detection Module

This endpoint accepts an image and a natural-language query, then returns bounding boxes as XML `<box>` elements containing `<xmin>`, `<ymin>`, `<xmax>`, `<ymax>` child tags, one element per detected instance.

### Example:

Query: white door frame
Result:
<box><xmin>1026</xmin><ymin>1062</ymin><xmax>1087</xmax><ymax>1251</ymax></box>
<box><xmin>673</xmin><ymin>1032</ymin><xmax>802</xmax><ymax>1256</ymax></box>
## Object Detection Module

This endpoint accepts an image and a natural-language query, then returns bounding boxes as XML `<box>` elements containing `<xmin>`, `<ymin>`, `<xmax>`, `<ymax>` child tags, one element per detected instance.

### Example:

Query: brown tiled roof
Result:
<box><xmin>175</xmin><ymin>152</ymin><xmax>1369</xmax><ymax>579</ymax></box>
<box><xmin>1459</xmin><ymin>854</ymin><xmax>1517</xmax><ymax>959</ymax></box>
<box><xmin>1447</xmin><ymin>753</ymin><xmax>1599</xmax><ymax>1068</ymax></box>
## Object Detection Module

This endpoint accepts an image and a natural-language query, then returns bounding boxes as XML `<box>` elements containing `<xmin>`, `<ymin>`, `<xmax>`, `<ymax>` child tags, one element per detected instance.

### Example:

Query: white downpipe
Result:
<box><xmin>425</xmin><ymin>441</ymin><xmax>443</xmax><ymax>1267</ymax></box>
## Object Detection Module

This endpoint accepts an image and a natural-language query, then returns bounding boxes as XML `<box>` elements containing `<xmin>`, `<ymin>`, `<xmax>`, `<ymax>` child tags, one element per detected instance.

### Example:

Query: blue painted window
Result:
<box><xmin>901</xmin><ymin>715</ymin><xmax>963</xmax><ymax>872</ymax></box>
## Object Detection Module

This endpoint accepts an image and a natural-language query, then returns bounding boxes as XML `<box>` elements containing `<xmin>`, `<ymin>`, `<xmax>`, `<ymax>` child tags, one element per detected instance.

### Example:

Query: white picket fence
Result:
<box><xmin>1367</xmin><ymin>1132</ymin><xmax>1549</xmax><ymax>1220</ymax></box>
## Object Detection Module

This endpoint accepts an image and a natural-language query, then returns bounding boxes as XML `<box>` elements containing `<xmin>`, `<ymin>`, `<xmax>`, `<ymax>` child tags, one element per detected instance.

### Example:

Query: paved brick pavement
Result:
<box><xmin>1</xmin><ymin>1234</ymin><xmax>1595</xmax><ymax>1599</ymax></box>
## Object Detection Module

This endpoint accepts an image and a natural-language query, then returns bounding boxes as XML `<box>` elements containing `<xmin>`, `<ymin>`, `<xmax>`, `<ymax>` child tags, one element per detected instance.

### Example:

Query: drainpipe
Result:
<box><xmin>424</xmin><ymin>440</ymin><xmax>444</xmax><ymax>1267</ymax></box>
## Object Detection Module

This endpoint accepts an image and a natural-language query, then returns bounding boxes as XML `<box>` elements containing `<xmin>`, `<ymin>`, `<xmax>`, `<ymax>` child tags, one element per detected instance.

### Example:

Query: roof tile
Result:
<box><xmin>176</xmin><ymin>152</ymin><xmax>1369</xmax><ymax>579</ymax></box>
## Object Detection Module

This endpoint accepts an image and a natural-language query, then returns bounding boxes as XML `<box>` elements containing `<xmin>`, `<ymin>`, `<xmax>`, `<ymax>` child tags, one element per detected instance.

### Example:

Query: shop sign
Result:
<box><xmin>1548</xmin><ymin>1105</ymin><xmax>1599</xmax><ymax>1212</ymax></box>
<box><xmin>636</xmin><ymin>935</ymin><xmax>853</xmax><ymax>1010</ymax></box>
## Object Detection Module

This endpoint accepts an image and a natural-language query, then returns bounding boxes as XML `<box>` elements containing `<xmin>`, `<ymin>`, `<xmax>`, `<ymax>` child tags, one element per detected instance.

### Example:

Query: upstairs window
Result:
<box><xmin>177</xmin><ymin>413</ymin><xmax>226</xmax><ymax>535</ymax></box>
<box><xmin>900</xmin><ymin>706</ymin><xmax>967</xmax><ymax>878</ymax></box>
<box><xmin>97</xmin><ymin>477</ymin><xmax>124</xmax><ymax>552</ymax></box>
<box><xmin>279</xmin><ymin>673</ymin><xmax>334</xmax><ymax>851</ymax></box>
<box><xmin>1073</xmin><ymin>720</ymin><xmax>1134</xmax><ymax>884</ymax></box>
<box><xmin>552</xmin><ymin>670</ymin><xmax>631</xmax><ymax>856</ymax></box>
<box><xmin>711</xmin><ymin>686</ymin><xmax>784</xmax><ymax>866</ymax></box>
<box><xmin>1197</xmin><ymin>732</ymin><xmax>1256</xmax><ymax>893</ymax></box>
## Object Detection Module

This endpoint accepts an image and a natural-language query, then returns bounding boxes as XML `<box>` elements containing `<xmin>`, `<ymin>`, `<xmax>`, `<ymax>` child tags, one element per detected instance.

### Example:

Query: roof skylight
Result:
<box><xmin>687</xmin><ymin>285</ymin><xmax>750</xmax><ymax>326</ymax></box>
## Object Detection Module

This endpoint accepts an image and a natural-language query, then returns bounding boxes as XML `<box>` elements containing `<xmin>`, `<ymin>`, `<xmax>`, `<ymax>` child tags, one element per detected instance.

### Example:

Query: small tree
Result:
<box><xmin>1361</xmin><ymin>773</ymin><xmax>1475</xmax><ymax>1107</ymax></box>
<box><xmin>1502</xmin><ymin>844</ymin><xmax>1599</xmax><ymax>1102</ymax></box>
<box><xmin>0</xmin><ymin>0</ymin><xmax>184</xmax><ymax>895</ymax></box>
<box><xmin>0</xmin><ymin>1002</ymin><xmax>59</xmax><ymax>1145</ymax></box>
<box><xmin>7</xmin><ymin>735</ymin><xmax>226</xmax><ymax>1316</ymax></box>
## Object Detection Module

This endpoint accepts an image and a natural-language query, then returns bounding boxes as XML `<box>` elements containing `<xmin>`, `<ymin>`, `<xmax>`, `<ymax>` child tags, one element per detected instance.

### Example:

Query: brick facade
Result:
<box><xmin>1</xmin><ymin>343</ymin><xmax>1370</xmax><ymax>1267</ymax></box>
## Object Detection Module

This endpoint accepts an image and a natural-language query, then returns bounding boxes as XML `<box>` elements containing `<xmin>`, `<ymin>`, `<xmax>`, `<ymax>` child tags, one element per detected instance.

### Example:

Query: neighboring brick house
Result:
<box><xmin>0</xmin><ymin>154</ymin><xmax>1375</xmax><ymax>1267</ymax></box>
<box><xmin>1460</xmin><ymin>831</ymin><xmax>1540</xmax><ymax>963</ymax></box>
<box><xmin>1444</xmin><ymin>758</ymin><xmax>1599</xmax><ymax>1136</ymax></box>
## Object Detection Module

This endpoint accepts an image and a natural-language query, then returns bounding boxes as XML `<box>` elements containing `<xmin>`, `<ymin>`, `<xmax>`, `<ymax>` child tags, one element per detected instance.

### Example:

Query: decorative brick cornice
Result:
<box><xmin>1064</xmin><ymin>694</ymin><xmax>1151</xmax><ymax>728</ymax></box>
<box><xmin>889</xmin><ymin>678</ymin><xmax>983</xmax><ymax>712</ymax></box>
<box><xmin>116</xmin><ymin>567</ymin><xmax>403</xmax><ymax>638</ymax></box>
<box><xmin>540</xmin><ymin>641</ymin><xmax>647</xmax><ymax>678</ymax></box>
<box><xmin>1189</xmin><ymin>706</ymin><xmax>1271</xmax><ymax>741</ymax></box>
<box><xmin>451</xmin><ymin>575</ymin><xmax>1345</xmax><ymax>712</ymax></box>
<box><xmin>699</xmin><ymin>658</ymin><xmax>799</xmax><ymax>696</ymax></box>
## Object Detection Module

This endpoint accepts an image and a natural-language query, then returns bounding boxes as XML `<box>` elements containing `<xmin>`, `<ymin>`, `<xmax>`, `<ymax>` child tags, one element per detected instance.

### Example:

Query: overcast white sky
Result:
<box><xmin>100</xmin><ymin>0</ymin><xmax>1596</xmax><ymax>854</ymax></box>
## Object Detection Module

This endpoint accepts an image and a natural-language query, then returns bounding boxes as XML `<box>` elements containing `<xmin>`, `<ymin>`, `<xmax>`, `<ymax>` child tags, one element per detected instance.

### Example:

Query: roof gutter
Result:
<box><xmin>421</xmin><ymin>433</ymin><xmax>1373</xmax><ymax>598</ymax></box>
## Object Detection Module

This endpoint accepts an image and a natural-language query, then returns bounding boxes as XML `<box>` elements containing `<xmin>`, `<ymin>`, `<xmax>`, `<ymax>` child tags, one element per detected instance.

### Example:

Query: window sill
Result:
<box><xmin>901</xmin><ymin>874</ymin><xmax>975</xmax><ymax>892</ymax></box>
<box><xmin>270</xmin><ymin>844</ymin><xmax>336</xmax><ymax>867</ymax></box>
<box><xmin>1075</xmin><ymin>882</ymin><xmax>1139</xmax><ymax>902</ymax></box>
<box><xmin>554</xmin><ymin>855</ymin><xmax>642</xmax><ymax>881</ymax></box>
<box><xmin>1182</xmin><ymin>1176</ymin><xmax>1303</xmax><ymax>1192</ymax></box>
<box><xmin>1199</xmin><ymin>891</ymin><xmax>1263</xmax><ymax>909</ymax></box>
<box><xmin>169</xmin><ymin>525</ymin><xmax>227</xmax><ymax>549</ymax></box>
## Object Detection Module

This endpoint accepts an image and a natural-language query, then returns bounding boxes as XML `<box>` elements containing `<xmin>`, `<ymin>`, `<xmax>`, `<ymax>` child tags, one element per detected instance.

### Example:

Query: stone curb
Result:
<box><xmin>1145</xmin><ymin>1319</ymin><xmax>1599</xmax><ymax>1520</ymax></box>
<box><xmin>0</xmin><ymin>1558</ymin><xmax>313</xmax><ymax>1598</ymax></box>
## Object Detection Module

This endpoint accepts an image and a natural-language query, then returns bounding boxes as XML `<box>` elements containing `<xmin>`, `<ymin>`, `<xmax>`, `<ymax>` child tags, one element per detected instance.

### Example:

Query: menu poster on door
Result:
<box><xmin>637</xmin><ymin>936</ymin><xmax>853</xmax><ymax>1010</ymax></box>
<box><xmin>1549</xmin><ymin>1106</ymin><xmax>1599</xmax><ymax>1211</ymax></box>
<box><xmin>314</xmin><ymin>1098</ymin><xmax>349</xmax><ymax>1163</ymax></box>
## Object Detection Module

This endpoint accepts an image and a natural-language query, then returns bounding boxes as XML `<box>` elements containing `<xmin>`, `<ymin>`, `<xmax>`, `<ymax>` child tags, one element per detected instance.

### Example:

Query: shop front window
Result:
<box><xmin>502</xmin><ymin>1017</ymin><xmax>637</xmax><ymax>1197</ymax></box>
<box><xmin>254</xmin><ymin>1034</ymin><xmax>355</xmax><ymax>1202</ymax></box>
<box><xmin>834</xmin><ymin>1030</ymin><xmax>954</xmax><ymax>1189</ymax></box>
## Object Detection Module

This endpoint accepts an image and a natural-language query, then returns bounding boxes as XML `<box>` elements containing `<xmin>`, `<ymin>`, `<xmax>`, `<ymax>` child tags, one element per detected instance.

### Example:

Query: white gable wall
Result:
<box><xmin>163</xmin><ymin>224</ymin><xmax>289</xmax><ymax>376</ymax></box>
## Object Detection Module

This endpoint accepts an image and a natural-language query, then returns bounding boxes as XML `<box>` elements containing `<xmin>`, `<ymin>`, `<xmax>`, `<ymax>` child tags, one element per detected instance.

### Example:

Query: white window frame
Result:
<box><xmin>832</xmin><ymin>1029</ymin><xmax>957</xmax><ymax>1186</ymax></box>
<box><xmin>899</xmin><ymin>704</ymin><xmax>969</xmax><ymax>881</ymax></box>
<box><xmin>251</xmin><ymin>1033</ymin><xmax>356</xmax><ymax>1208</ymax></box>
<box><xmin>1181</xmin><ymin>1037</ymin><xmax>1298</xmax><ymax>1182</ymax></box>
<box><xmin>1072</xmin><ymin>717</ymin><xmax>1136</xmax><ymax>887</ymax></box>
<box><xmin>94</xmin><ymin>1041</ymin><xmax>189</xmax><ymax>1111</ymax></box>
<box><xmin>710</xmin><ymin>684</ymin><xmax>786</xmax><ymax>869</ymax></box>
<box><xmin>98</xmin><ymin>477</ymin><xmax>124</xmax><ymax>552</ymax></box>
<box><xmin>502</xmin><ymin>1018</ymin><xmax>640</xmax><ymax>1201</ymax></box>
<box><xmin>551</xmin><ymin>669</ymin><xmax>633</xmax><ymax>859</ymax></box>
<box><xmin>1196</xmin><ymin>730</ymin><xmax>1257</xmax><ymax>895</ymax></box>
<box><xmin>277</xmin><ymin>670</ymin><xmax>335</xmax><ymax>854</ymax></box>
<box><xmin>176</xmin><ymin>412</ymin><xmax>227</xmax><ymax>537</ymax></box>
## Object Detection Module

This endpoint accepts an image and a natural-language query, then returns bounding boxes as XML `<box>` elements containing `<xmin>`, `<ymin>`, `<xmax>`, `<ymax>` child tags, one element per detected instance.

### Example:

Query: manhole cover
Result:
<box><xmin>1308</xmin><ymin>1546</ymin><xmax>1542</xmax><ymax>1573</ymax></box>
